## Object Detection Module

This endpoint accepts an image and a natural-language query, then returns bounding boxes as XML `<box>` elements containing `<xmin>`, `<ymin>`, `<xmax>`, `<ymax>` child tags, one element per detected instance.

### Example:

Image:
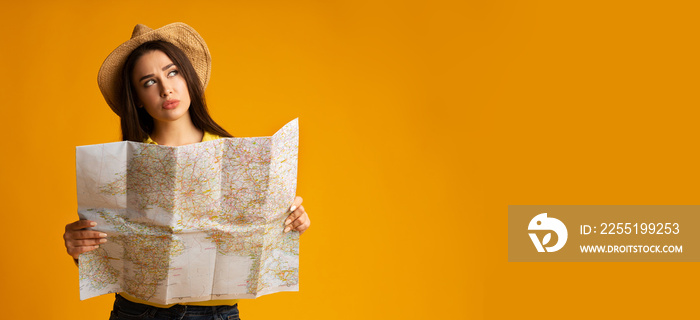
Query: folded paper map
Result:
<box><xmin>76</xmin><ymin>119</ymin><xmax>299</xmax><ymax>304</ymax></box>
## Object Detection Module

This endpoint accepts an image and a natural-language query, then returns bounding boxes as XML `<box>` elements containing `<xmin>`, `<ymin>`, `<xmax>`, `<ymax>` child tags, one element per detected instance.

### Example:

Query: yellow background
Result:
<box><xmin>0</xmin><ymin>0</ymin><xmax>697</xmax><ymax>319</ymax></box>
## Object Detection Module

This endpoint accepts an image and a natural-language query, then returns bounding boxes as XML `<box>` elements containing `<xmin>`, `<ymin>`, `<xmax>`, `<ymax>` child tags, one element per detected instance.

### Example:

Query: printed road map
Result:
<box><xmin>76</xmin><ymin>119</ymin><xmax>299</xmax><ymax>304</ymax></box>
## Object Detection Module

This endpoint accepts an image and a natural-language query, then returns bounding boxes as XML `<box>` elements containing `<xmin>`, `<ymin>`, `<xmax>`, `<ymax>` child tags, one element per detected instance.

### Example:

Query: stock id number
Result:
<box><xmin>581</xmin><ymin>223</ymin><xmax>680</xmax><ymax>235</ymax></box>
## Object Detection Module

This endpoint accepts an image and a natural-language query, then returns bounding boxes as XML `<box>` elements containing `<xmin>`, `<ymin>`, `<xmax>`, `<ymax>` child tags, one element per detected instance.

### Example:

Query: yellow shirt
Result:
<box><xmin>122</xmin><ymin>131</ymin><xmax>238</xmax><ymax>308</ymax></box>
<box><xmin>143</xmin><ymin>131</ymin><xmax>222</xmax><ymax>145</ymax></box>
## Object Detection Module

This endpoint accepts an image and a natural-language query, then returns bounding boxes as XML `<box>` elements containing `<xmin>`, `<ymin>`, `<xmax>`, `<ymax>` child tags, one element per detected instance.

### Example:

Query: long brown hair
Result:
<box><xmin>119</xmin><ymin>40</ymin><xmax>232</xmax><ymax>142</ymax></box>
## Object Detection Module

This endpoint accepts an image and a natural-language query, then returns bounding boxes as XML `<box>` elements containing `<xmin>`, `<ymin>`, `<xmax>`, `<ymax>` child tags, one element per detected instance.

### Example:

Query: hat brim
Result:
<box><xmin>97</xmin><ymin>22</ymin><xmax>211</xmax><ymax>117</ymax></box>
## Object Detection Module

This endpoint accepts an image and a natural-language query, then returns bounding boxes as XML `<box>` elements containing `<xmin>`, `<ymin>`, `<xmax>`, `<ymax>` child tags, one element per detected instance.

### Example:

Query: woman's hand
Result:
<box><xmin>284</xmin><ymin>196</ymin><xmax>311</xmax><ymax>235</ymax></box>
<box><xmin>63</xmin><ymin>219</ymin><xmax>108</xmax><ymax>261</ymax></box>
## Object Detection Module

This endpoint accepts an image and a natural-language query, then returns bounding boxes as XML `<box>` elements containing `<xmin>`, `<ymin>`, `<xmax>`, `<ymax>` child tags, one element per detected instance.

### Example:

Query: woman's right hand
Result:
<box><xmin>63</xmin><ymin>219</ymin><xmax>108</xmax><ymax>260</ymax></box>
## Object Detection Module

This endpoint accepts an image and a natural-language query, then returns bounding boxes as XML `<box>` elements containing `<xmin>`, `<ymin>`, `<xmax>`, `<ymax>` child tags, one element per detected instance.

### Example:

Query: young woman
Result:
<box><xmin>63</xmin><ymin>22</ymin><xmax>310</xmax><ymax>320</ymax></box>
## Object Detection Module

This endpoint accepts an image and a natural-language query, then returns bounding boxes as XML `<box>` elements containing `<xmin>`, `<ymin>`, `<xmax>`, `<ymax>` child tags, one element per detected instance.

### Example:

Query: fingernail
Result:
<box><xmin>99</xmin><ymin>238</ymin><xmax>107</xmax><ymax>243</ymax></box>
<box><xmin>99</xmin><ymin>233</ymin><xmax>108</xmax><ymax>237</ymax></box>
<box><xmin>284</xmin><ymin>226</ymin><xmax>291</xmax><ymax>233</ymax></box>
<box><xmin>284</xmin><ymin>219</ymin><xmax>291</xmax><ymax>225</ymax></box>
<box><xmin>90</xmin><ymin>222</ymin><xmax>97</xmax><ymax>227</ymax></box>
<box><xmin>290</xmin><ymin>205</ymin><xmax>297</xmax><ymax>212</ymax></box>
<box><xmin>94</xmin><ymin>245</ymin><xmax>100</xmax><ymax>249</ymax></box>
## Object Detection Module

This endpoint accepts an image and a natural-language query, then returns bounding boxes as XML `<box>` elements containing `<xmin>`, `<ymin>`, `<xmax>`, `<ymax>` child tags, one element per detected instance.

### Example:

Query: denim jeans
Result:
<box><xmin>109</xmin><ymin>294</ymin><xmax>241</xmax><ymax>320</ymax></box>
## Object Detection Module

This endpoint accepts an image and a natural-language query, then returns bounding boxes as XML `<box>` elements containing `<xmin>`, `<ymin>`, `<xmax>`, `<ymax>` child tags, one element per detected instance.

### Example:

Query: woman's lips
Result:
<box><xmin>162</xmin><ymin>99</ymin><xmax>180</xmax><ymax>110</ymax></box>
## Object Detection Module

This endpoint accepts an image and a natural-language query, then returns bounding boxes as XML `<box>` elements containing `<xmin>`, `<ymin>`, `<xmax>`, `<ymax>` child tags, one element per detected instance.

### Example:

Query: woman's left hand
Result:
<box><xmin>284</xmin><ymin>196</ymin><xmax>311</xmax><ymax>235</ymax></box>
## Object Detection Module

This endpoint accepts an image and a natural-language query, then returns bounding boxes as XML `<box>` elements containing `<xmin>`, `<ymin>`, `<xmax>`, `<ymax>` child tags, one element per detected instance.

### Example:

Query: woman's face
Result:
<box><xmin>131</xmin><ymin>50</ymin><xmax>192</xmax><ymax>126</ymax></box>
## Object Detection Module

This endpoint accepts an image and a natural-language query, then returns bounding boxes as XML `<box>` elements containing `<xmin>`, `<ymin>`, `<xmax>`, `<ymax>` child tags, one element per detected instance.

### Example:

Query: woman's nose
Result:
<box><xmin>160</xmin><ymin>82</ymin><xmax>173</xmax><ymax>97</ymax></box>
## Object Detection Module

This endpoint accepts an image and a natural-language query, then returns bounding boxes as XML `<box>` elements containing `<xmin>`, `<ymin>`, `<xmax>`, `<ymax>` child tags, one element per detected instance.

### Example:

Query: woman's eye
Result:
<box><xmin>168</xmin><ymin>70</ymin><xmax>178</xmax><ymax>77</ymax></box>
<box><xmin>144</xmin><ymin>79</ymin><xmax>155</xmax><ymax>87</ymax></box>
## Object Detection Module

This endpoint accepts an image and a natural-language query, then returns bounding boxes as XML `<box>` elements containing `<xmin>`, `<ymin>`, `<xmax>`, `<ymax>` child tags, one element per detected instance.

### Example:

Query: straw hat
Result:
<box><xmin>97</xmin><ymin>22</ymin><xmax>211</xmax><ymax>117</ymax></box>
